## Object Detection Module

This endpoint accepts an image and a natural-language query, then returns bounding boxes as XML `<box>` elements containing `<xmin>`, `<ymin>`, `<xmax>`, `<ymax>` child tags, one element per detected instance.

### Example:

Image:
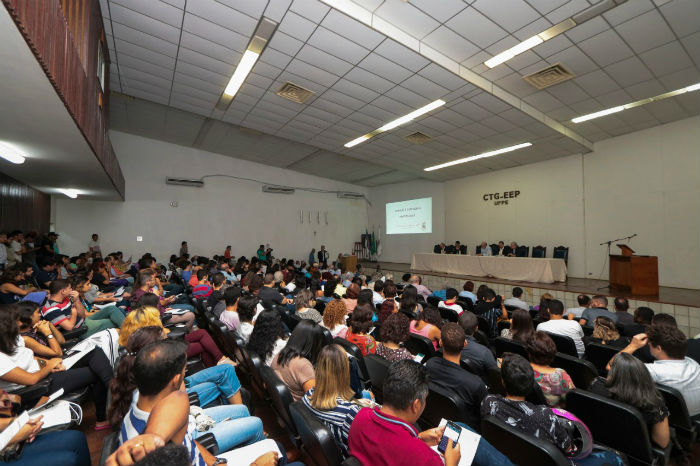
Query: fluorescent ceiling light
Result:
<box><xmin>0</xmin><ymin>142</ymin><xmax>26</xmax><ymax>164</ymax></box>
<box><xmin>424</xmin><ymin>142</ymin><xmax>532</xmax><ymax>171</ymax></box>
<box><xmin>224</xmin><ymin>50</ymin><xmax>260</xmax><ymax>97</ymax></box>
<box><xmin>572</xmin><ymin>82</ymin><xmax>700</xmax><ymax>123</ymax></box>
<box><xmin>484</xmin><ymin>0</ymin><xmax>630</xmax><ymax>68</ymax></box>
<box><xmin>58</xmin><ymin>189</ymin><xmax>79</xmax><ymax>199</ymax></box>
<box><xmin>344</xmin><ymin>135</ymin><xmax>370</xmax><ymax>148</ymax></box>
<box><xmin>344</xmin><ymin>99</ymin><xmax>445</xmax><ymax>148</ymax></box>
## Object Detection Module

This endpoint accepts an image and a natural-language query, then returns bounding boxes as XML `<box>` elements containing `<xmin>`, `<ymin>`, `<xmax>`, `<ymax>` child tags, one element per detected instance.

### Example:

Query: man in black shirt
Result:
<box><xmin>457</xmin><ymin>312</ymin><xmax>497</xmax><ymax>375</ymax></box>
<box><xmin>425</xmin><ymin>323</ymin><xmax>487</xmax><ymax>430</ymax></box>
<box><xmin>258</xmin><ymin>273</ymin><xmax>289</xmax><ymax>307</ymax></box>
<box><xmin>472</xmin><ymin>288</ymin><xmax>503</xmax><ymax>338</ymax></box>
<box><xmin>34</xmin><ymin>255</ymin><xmax>57</xmax><ymax>288</ymax></box>
<box><xmin>613</xmin><ymin>297</ymin><xmax>634</xmax><ymax>325</ymax></box>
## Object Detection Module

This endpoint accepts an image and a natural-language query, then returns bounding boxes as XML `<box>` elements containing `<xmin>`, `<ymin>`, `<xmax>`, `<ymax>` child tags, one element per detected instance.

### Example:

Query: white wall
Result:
<box><xmin>367</xmin><ymin>180</ymin><xmax>445</xmax><ymax>264</ymax></box>
<box><xmin>583</xmin><ymin>116</ymin><xmax>699</xmax><ymax>289</ymax></box>
<box><xmin>370</xmin><ymin>117</ymin><xmax>700</xmax><ymax>289</ymax></box>
<box><xmin>54</xmin><ymin>131</ymin><xmax>369</xmax><ymax>262</ymax></box>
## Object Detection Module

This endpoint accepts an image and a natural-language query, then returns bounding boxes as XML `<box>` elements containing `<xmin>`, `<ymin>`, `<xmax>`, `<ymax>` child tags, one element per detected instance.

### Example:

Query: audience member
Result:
<box><xmin>0</xmin><ymin>266</ymin><xmax>37</xmax><ymax>304</ymax></box>
<box><xmin>345</xmin><ymin>303</ymin><xmax>376</xmax><ymax>356</ymax></box>
<box><xmin>583</xmin><ymin>316</ymin><xmax>629</xmax><ymax>348</ymax></box>
<box><xmin>0</xmin><ymin>419</ymin><xmax>90</xmax><ymax>466</ymax></box>
<box><xmin>410</xmin><ymin>308</ymin><xmax>441</xmax><ymax>351</ymax></box>
<box><xmin>236</xmin><ymin>295</ymin><xmax>258</xmax><ymax>343</ymax></box>
<box><xmin>247</xmin><ymin>309</ymin><xmax>288</xmax><ymax>366</ymax></box>
<box><xmin>205</xmin><ymin>272</ymin><xmax>226</xmax><ymax>308</ymax></box>
<box><xmin>500</xmin><ymin>309</ymin><xmax>534</xmax><ymax>344</ymax></box>
<box><xmin>218</xmin><ymin>286</ymin><xmax>241</xmax><ymax>331</ymax></box>
<box><xmin>376</xmin><ymin>313</ymin><xmax>413</xmax><ymax>362</ymax></box>
<box><xmin>131</xmin><ymin>269</ymin><xmax>195</xmax><ymax>330</ymax></box>
<box><xmin>566</xmin><ymin>294</ymin><xmax>591</xmax><ymax>320</ymax></box>
<box><xmin>409</xmin><ymin>275</ymin><xmax>431</xmax><ymax>301</ymax></box>
<box><xmin>426</xmin><ymin>323</ymin><xmax>487</xmax><ymax>430</ymax></box>
<box><xmin>589</xmin><ymin>352</ymin><xmax>669</xmax><ymax>448</ymax></box>
<box><xmin>612</xmin><ymin>297</ymin><xmax>634</xmax><ymax>325</ymax></box>
<box><xmin>378</xmin><ymin>299</ymin><xmax>397</xmax><ymax>324</ymax></box>
<box><xmin>458</xmin><ymin>280</ymin><xmax>476</xmax><ymax>304</ymax></box>
<box><xmin>349</xmin><ymin>359</ymin><xmax>512</xmax><ymax>466</ymax></box>
<box><xmin>302</xmin><ymin>344</ymin><xmax>365</xmax><ymax>458</ymax></box>
<box><xmin>536</xmin><ymin>299</ymin><xmax>585</xmax><ymax>357</ymax></box>
<box><xmin>320</xmin><ymin>299</ymin><xmax>348</xmax><ymax>338</ymax></box>
<box><xmin>618</xmin><ymin>326</ymin><xmax>700</xmax><ymax>416</ymax></box>
<box><xmin>527</xmin><ymin>331</ymin><xmax>575</xmax><ymax>407</ymax></box>
<box><xmin>504</xmin><ymin>287</ymin><xmax>529</xmax><ymax>311</ymax></box>
<box><xmin>272</xmin><ymin>319</ymin><xmax>326</xmax><ymax>401</ymax></box>
<box><xmin>458</xmin><ymin>312</ymin><xmax>497</xmax><ymax>375</ymax></box>
<box><xmin>259</xmin><ymin>273</ymin><xmax>285</xmax><ymax>307</ymax></box>
<box><xmin>482</xmin><ymin>353</ymin><xmax>623</xmax><ymax>466</ymax></box>
<box><xmin>0</xmin><ymin>304</ymin><xmax>113</xmax><ymax>429</ymax></box>
<box><xmin>294</xmin><ymin>289</ymin><xmax>322</xmax><ymax>324</ymax></box>
<box><xmin>343</xmin><ymin>283</ymin><xmax>360</xmax><ymax>312</ymax></box>
<box><xmin>398</xmin><ymin>285</ymin><xmax>423</xmax><ymax>317</ymax></box>
<box><xmin>579</xmin><ymin>295</ymin><xmax>617</xmax><ymax>327</ymax></box>
<box><xmin>438</xmin><ymin>288</ymin><xmax>463</xmax><ymax>315</ymax></box>
<box><xmin>473</xmin><ymin>288</ymin><xmax>504</xmax><ymax>338</ymax></box>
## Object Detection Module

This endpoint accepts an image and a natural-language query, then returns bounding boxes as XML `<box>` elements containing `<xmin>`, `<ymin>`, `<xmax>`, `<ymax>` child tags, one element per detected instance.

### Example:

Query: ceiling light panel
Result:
<box><xmin>571</xmin><ymin>82</ymin><xmax>700</xmax><ymax>123</ymax></box>
<box><xmin>344</xmin><ymin>99</ymin><xmax>446</xmax><ymax>148</ymax></box>
<box><xmin>424</xmin><ymin>142</ymin><xmax>533</xmax><ymax>171</ymax></box>
<box><xmin>0</xmin><ymin>142</ymin><xmax>26</xmax><ymax>164</ymax></box>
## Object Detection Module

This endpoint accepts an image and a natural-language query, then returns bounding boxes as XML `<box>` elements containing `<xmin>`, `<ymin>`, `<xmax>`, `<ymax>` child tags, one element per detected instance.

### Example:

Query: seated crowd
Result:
<box><xmin>0</xmin><ymin>232</ymin><xmax>698</xmax><ymax>466</ymax></box>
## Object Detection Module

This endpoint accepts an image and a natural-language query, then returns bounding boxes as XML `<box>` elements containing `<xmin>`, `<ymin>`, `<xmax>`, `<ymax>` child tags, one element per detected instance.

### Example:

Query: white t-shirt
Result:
<box><xmin>321</xmin><ymin>322</ymin><xmax>348</xmax><ymax>339</ymax></box>
<box><xmin>438</xmin><ymin>301</ymin><xmax>464</xmax><ymax>315</ymax></box>
<box><xmin>88</xmin><ymin>240</ymin><xmax>101</xmax><ymax>253</ymax></box>
<box><xmin>536</xmin><ymin>319</ymin><xmax>585</xmax><ymax>357</ymax></box>
<box><xmin>0</xmin><ymin>337</ymin><xmax>41</xmax><ymax>391</ymax></box>
<box><xmin>265</xmin><ymin>338</ymin><xmax>288</xmax><ymax>366</ymax></box>
<box><xmin>646</xmin><ymin>357</ymin><xmax>700</xmax><ymax>417</ymax></box>
<box><xmin>239</xmin><ymin>322</ymin><xmax>254</xmax><ymax>344</ymax></box>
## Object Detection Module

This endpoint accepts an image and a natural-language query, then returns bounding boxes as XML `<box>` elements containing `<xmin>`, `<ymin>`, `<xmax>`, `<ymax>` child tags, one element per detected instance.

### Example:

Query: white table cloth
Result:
<box><xmin>411</xmin><ymin>253</ymin><xmax>567</xmax><ymax>284</ymax></box>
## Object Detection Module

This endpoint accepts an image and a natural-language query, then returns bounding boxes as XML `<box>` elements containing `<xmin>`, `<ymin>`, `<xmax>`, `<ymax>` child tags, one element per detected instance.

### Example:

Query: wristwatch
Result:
<box><xmin>212</xmin><ymin>458</ymin><xmax>227</xmax><ymax>465</ymax></box>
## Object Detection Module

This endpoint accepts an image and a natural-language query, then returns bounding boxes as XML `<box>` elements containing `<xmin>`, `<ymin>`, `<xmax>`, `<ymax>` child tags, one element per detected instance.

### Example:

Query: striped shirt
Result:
<box><xmin>302</xmin><ymin>389</ymin><xmax>362</xmax><ymax>458</ymax></box>
<box><xmin>120</xmin><ymin>403</ymin><xmax>205</xmax><ymax>466</ymax></box>
<box><xmin>41</xmin><ymin>298</ymin><xmax>84</xmax><ymax>329</ymax></box>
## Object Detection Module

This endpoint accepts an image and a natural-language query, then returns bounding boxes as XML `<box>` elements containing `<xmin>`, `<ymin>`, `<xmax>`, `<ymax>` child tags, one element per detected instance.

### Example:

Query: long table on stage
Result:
<box><xmin>411</xmin><ymin>253</ymin><xmax>567</xmax><ymax>284</ymax></box>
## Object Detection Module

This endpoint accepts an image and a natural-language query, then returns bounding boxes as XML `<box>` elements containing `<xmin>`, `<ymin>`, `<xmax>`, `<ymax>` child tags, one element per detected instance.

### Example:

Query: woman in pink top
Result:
<box><xmin>342</xmin><ymin>283</ymin><xmax>360</xmax><ymax>313</ymax></box>
<box><xmin>409</xmin><ymin>308</ymin><xmax>442</xmax><ymax>350</ymax></box>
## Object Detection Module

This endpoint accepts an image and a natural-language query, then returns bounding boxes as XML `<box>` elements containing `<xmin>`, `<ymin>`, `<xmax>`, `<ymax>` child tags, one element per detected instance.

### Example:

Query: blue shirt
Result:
<box><xmin>430</xmin><ymin>289</ymin><xmax>446</xmax><ymax>300</ymax></box>
<box><xmin>458</xmin><ymin>290</ymin><xmax>477</xmax><ymax>303</ymax></box>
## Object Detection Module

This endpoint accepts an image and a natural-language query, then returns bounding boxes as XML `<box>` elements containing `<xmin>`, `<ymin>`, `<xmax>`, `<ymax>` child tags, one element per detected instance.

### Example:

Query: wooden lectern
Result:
<box><xmin>340</xmin><ymin>255</ymin><xmax>357</xmax><ymax>274</ymax></box>
<box><xmin>609</xmin><ymin>245</ymin><xmax>659</xmax><ymax>296</ymax></box>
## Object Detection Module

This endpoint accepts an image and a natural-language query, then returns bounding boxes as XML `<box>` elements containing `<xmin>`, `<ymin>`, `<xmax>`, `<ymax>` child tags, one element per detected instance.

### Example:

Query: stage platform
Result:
<box><xmin>361</xmin><ymin>261</ymin><xmax>700</xmax><ymax>308</ymax></box>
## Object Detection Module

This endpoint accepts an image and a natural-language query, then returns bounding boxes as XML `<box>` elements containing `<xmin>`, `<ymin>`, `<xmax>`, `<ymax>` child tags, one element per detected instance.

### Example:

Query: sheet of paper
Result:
<box><xmin>0</xmin><ymin>411</ymin><xmax>29</xmax><ymax>450</ymax></box>
<box><xmin>32</xmin><ymin>400</ymin><xmax>72</xmax><ymax>429</ymax></box>
<box><xmin>218</xmin><ymin>439</ymin><xmax>281</xmax><ymax>464</ymax></box>
<box><xmin>430</xmin><ymin>418</ymin><xmax>481</xmax><ymax>466</ymax></box>
<box><xmin>29</xmin><ymin>388</ymin><xmax>64</xmax><ymax>414</ymax></box>
<box><xmin>62</xmin><ymin>340</ymin><xmax>95</xmax><ymax>369</ymax></box>
<box><xmin>165</xmin><ymin>308</ymin><xmax>188</xmax><ymax>315</ymax></box>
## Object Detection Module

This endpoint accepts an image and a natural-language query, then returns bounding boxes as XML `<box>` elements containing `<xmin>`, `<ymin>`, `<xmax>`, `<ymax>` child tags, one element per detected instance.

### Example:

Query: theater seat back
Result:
<box><xmin>405</xmin><ymin>333</ymin><xmax>435</xmax><ymax>361</ymax></box>
<box><xmin>364</xmin><ymin>354</ymin><xmax>390</xmax><ymax>404</ymax></box>
<box><xmin>289</xmin><ymin>402</ymin><xmax>344</xmax><ymax>466</ymax></box>
<box><xmin>552</xmin><ymin>352</ymin><xmax>597</xmax><ymax>389</ymax></box>
<box><xmin>494</xmin><ymin>336</ymin><xmax>528</xmax><ymax>359</ymax></box>
<box><xmin>584</xmin><ymin>342</ymin><xmax>619</xmax><ymax>376</ymax></box>
<box><xmin>259</xmin><ymin>366</ymin><xmax>299</xmax><ymax>445</ymax></box>
<box><xmin>543</xmin><ymin>331</ymin><xmax>579</xmax><ymax>358</ymax></box>
<box><xmin>481</xmin><ymin>415</ymin><xmax>570</xmax><ymax>466</ymax></box>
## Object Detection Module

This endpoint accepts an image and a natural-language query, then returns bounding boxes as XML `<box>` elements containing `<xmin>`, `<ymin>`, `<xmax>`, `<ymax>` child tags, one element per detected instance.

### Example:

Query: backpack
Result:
<box><xmin>552</xmin><ymin>408</ymin><xmax>593</xmax><ymax>460</ymax></box>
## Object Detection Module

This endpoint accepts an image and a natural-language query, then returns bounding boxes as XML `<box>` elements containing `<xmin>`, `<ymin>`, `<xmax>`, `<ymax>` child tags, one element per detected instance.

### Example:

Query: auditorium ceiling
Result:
<box><xmin>103</xmin><ymin>0</ymin><xmax>700</xmax><ymax>185</ymax></box>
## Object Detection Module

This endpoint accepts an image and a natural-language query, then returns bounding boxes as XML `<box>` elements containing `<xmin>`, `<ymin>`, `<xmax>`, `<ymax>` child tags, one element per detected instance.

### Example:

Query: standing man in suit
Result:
<box><xmin>317</xmin><ymin>245</ymin><xmax>329</xmax><ymax>268</ymax></box>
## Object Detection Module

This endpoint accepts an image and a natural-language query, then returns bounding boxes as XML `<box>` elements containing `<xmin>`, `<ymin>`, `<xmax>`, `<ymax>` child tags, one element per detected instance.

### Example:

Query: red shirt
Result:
<box><xmin>348</xmin><ymin>407</ymin><xmax>442</xmax><ymax>466</ymax></box>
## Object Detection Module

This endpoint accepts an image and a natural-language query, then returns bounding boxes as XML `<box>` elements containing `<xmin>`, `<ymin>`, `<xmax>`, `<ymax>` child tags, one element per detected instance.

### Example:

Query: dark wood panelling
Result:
<box><xmin>0</xmin><ymin>171</ymin><xmax>50</xmax><ymax>233</ymax></box>
<box><xmin>2</xmin><ymin>0</ymin><xmax>125</xmax><ymax>199</ymax></box>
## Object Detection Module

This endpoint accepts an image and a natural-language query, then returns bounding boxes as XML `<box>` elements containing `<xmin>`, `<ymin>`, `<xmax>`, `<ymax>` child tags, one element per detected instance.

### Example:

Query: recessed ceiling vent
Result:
<box><xmin>276</xmin><ymin>82</ymin><xmax>315</xmax><ymax>104</ymax></box>
<box><xmin>523</xmin><ymin>63</ymin><xmax>575</xmax><ymax>90</ymax></box>
<box><xmin>404</xmin><ymin>131</ymin><xmax>432</xmax><ymax>144</ymax></box>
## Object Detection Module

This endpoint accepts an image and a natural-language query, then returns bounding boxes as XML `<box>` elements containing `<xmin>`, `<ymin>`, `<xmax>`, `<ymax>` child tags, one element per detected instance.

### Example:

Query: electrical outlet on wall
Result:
<box><xmin>136</xmin><ymin>236</ymin><xmax>143</xmax><ymax>242</ymax></box>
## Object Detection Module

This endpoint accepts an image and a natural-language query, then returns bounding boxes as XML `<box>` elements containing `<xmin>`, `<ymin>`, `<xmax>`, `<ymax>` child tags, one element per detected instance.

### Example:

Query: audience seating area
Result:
<box><xmin>0</xmin><ymin>241</ymin><xmax>698</xmax><ymax>466</ymax></box>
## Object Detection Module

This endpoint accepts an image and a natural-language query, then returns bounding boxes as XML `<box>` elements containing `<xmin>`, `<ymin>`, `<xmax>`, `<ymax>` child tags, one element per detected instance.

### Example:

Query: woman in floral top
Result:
<box><xmin>375</xmin><ymin>313</ymin><xmax>413</xmax><ymax>362</ymax></box>
<box><xmin>526</xmin><ymin>331</ymin><xmax>575</xmax><ymax>407</ymax></box>
<box><xmin>344</xmin><ymin>303</ymin><xmax>376</xmax><ymax>356</ymax></box>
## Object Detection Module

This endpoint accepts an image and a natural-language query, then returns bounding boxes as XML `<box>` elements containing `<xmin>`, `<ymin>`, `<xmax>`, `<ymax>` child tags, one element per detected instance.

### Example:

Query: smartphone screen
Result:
<box><xmin>438</xmin><ymin>421</ymin><xmax>461</xmax><ymax>454</ymax></box>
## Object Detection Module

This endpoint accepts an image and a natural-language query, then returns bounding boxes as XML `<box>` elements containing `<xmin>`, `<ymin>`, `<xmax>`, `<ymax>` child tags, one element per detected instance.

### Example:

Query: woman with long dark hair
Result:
<box><xmin>272</xmin><ymin>319</ymin><xmax>327</xmax><ymax>401</ymax></box>
<box><xmin>501</xmin><ymin>309</ymin><xmax>535</xmax><ymax>344</ymax></box>
<box><xmin>247</xmin><ymin>309</ymin><xmax>288</xmax><ymax>366</ymax></box>
<box><xmin>0</xmin><ymin>304</ymin><xmax>113</xmax><ymax>430</ymax></box>
<box><xmin>108</xmin><ymin>326</ymin><xmax>265</xmax><ymax>454</ymax></box>
<box><xmin>398</xmin><ymin>285</ymin><xmax>422</xmax><ymax>317</ymax></box>
<box><xmin>0</xmin><ymin>266</ymin><xmax>37</xmax><ymax>304</ymax></box>
<box><xmin>590</xmin><ymin>352</ymin><xmax>670</xmax><ymax>447</ymax></box>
